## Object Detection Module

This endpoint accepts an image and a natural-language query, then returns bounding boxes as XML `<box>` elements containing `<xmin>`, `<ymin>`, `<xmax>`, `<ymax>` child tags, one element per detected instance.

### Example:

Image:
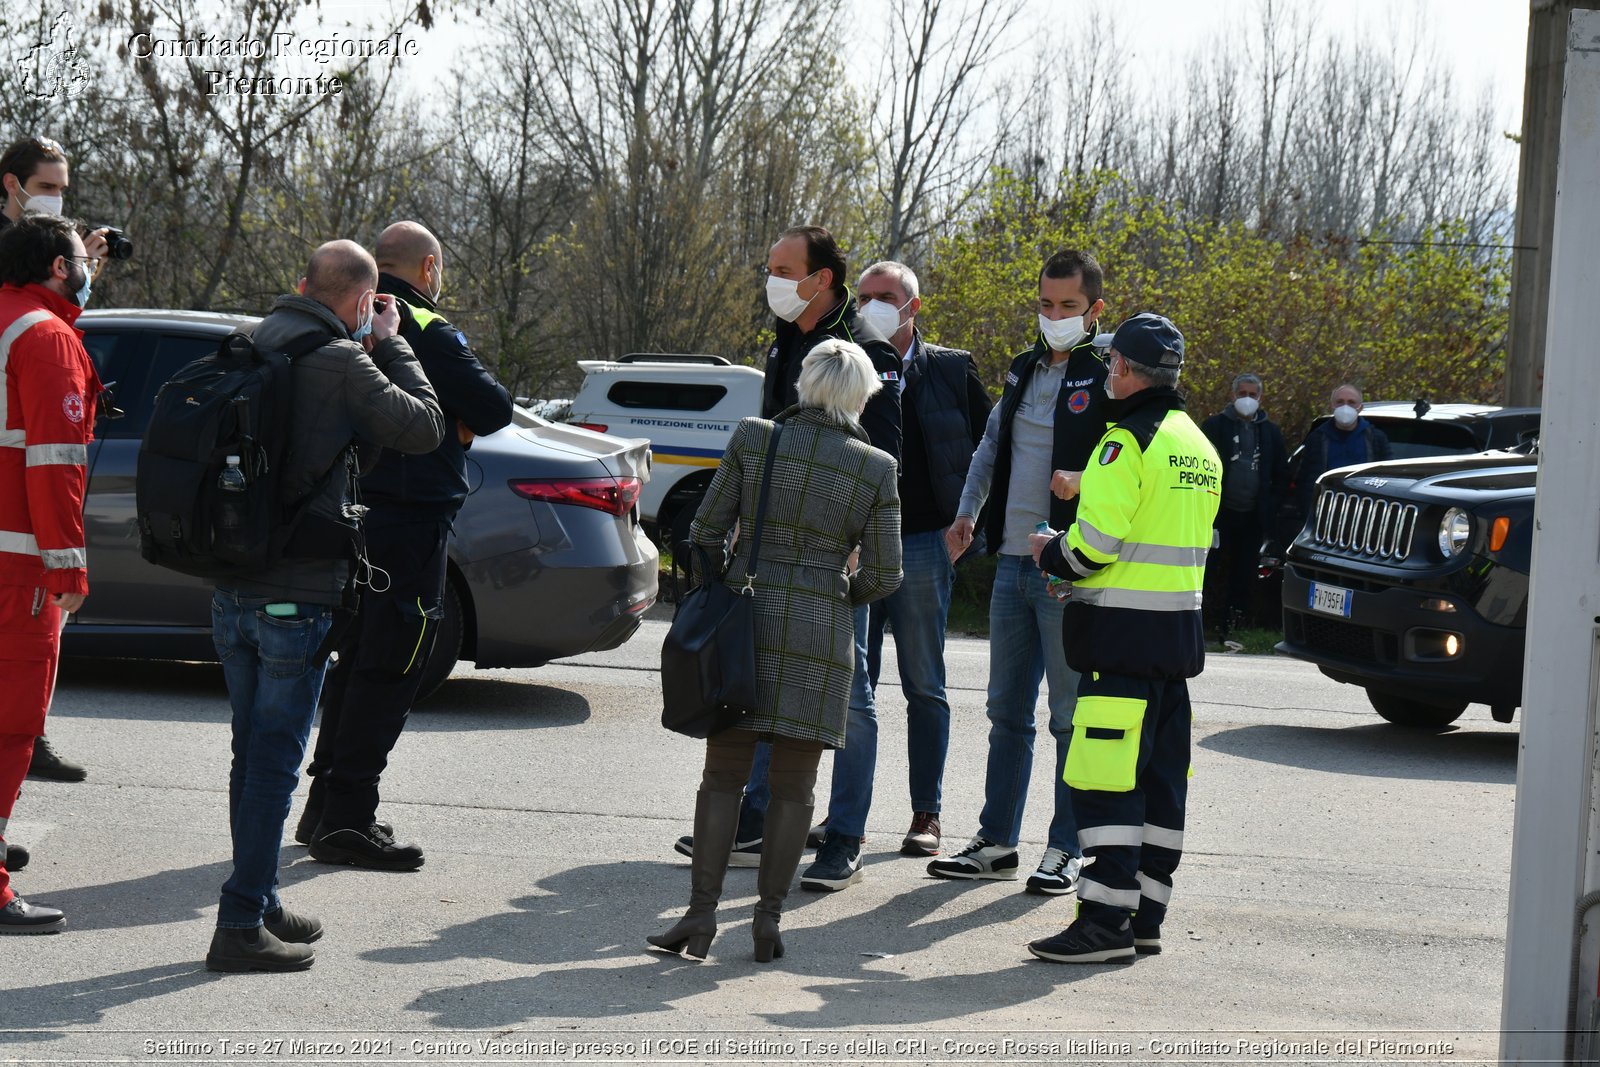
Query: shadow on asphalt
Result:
<box><xmin>0</xmin><ymin>961</ymin><xmax>216</xmax><ymax>1033</ymax></box>
<box><xmin>1198</xmin><ymin>722</ymin><xmax>1517</xmax><ymax>784</ymax></box>
<box><xmin>409</xmin><ymin>680</ymin><xmax>591</xmax><ymax>729</ymax></box>
<box><xmin>21</xmin><ymin>859</ymin><xmax>334</xmax><ymax>935</ymax></box>
<box><xmin>51</xmin><ymin>661</ymin><xmax>591</xmax><ymax>730</ymax></box>
<box><xmin>360</xmin><ymin>860</ymin><xmax>1100</xmax><ymax>1028</ymax></box>
<box><xmin>52</xmin><ymin>658</ymin><xmax>228</xmax><ymax>723</ymax></box>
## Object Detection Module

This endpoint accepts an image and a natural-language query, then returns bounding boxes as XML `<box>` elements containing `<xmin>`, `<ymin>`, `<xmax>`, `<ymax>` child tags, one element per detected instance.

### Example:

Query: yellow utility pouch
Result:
<box><xmin>1063</xmin><ymin>696</ymin><xmax>1147</xmax><ymax>792</ymax></box>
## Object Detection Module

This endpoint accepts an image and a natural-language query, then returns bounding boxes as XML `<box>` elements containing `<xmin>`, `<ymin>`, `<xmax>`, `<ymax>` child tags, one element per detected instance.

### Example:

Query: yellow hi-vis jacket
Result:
<box><xmin>1041</xmin><ymin>388</ymin><xmax>1222</xmax><ymax>679</ymax></box>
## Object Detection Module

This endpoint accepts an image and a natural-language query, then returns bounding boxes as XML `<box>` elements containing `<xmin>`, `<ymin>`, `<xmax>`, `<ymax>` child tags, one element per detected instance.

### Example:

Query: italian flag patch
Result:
<box><xmin>1099</xmin><ymin>441</ymin><xmax>1122</xmax><ymax>465</ymax></box>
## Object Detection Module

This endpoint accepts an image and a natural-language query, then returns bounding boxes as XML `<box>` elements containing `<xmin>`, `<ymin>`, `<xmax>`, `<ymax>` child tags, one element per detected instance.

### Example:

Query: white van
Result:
<box><xmin>569</xmin><ymin>354</ymin><xmax>763</xmax><ymax>545</ymax></box>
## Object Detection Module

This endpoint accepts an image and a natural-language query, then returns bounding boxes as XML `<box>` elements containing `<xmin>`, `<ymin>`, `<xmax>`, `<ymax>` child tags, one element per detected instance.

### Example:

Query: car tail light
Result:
<box><xmin>575</xmin><ymin>422</ymin><xmax>609</xmax><ymax>434</ymax></box>
<box><xmin>1490</xmin><ymin>516</ymin><xmax>1510</xmax><ymax>553</ymax></box>
<box><xmin>510</xmin><ymin>476</ymin><xmax>642</xmax><ymax>516</ymax></box>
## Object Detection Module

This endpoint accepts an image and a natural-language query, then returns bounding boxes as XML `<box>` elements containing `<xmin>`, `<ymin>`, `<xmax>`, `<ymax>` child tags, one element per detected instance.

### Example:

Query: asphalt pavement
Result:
<box><xmin>0</xmin><ymin>620</ymin><xmax>1517</xmax><ymax>1065</ymax></box>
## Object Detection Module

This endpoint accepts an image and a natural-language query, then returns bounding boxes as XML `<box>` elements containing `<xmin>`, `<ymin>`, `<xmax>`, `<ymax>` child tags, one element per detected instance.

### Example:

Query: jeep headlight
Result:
<box><xmin>1438</xmin><ymin>508</ymin><xmax>1472</xmax><ymax>558</ymax></box>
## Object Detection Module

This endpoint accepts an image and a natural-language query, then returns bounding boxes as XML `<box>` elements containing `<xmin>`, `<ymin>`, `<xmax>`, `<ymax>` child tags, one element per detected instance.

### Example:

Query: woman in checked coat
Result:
<box><xmin>650</xmin><ymin>339</ymin><xmax>902</xmax><ymax>963</ymax></box>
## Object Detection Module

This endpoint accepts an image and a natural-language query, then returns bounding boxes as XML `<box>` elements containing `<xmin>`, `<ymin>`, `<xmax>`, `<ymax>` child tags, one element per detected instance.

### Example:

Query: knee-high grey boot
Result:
<box><xmin>752</xmin><ymin>795</ymin><xmax>814</xmax><ymax>962</ymax></box>
<box><xmin>648</xmin><ymin>788</ymin><xmax>741</xmax><ymax>959</ymax></box>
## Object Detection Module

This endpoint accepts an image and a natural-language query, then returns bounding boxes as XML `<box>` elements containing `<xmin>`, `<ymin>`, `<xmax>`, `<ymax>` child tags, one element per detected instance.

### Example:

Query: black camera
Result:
<box><xmin>99</xmin><ymin>226</ymin><xmax>133</xmax><ymax>260</ymax></box>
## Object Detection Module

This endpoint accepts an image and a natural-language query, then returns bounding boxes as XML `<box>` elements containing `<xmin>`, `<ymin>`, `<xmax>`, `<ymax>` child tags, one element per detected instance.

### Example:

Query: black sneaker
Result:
<box><xmin>4</xmin><ymin>842</ymin><xmax>29</xmax><ymax>872</ymax></box>
<box><xmin>308</xmin><ymin>824</ymin><xmax>424</xmax><ymax>871</ymax></box>
<box><xmin>206</xmin><ymin>925</ymin><xmax>314</xmax><ymax>972</ymax></box>
<box><xmin>800</xmin><ymin>831</ymin><xmax>863</xmax><ymax>892</ymax></box>
<box><xmin>28</xmin><ymin>737</ymin><xmax>86</xmax><ymax>782</ymax></box>
<box><xmin>0</xmin><ymin>896</ymin><xmax>64</xmax><ymax>934</ymax></box>
<box><xmin>1133</xmin><ymin>926</ymin><xmax>1162</xmax><ymax>955</ymax></box>
<box><xmin>673</xmin><ymin>834</ymin><xmax>762</xmax><ymax>867</ymax></box>
<box><xmin>1027</xmin><ymin>916</ymin><xmax>1136</xmax><ymax>964</ymax></box>
<box><xmin>927</xmin><ymin>836</ymin><xmax>1019</xmax><ymax>881</ymax></box>
<box><xmin>264</xmin><ymin>906</ymin><xmax>324</xmax><ymax>944</ymax></box>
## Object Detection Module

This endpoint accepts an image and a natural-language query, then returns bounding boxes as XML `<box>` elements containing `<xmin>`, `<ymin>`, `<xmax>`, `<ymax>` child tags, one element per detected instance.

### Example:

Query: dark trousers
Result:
<box><xmin>1068</xmin><ymin>670</ymin><xmax>1191</xmax><ymax>934</ymax></box>
<box><xmin>1207</xmin><ymin>507</ymin><xmax>1262</xmax><ymax>628</ymax></box>
<box><xmin>306</xmin><ymin>514</ymin><xmax>449</xmax><ymax>832</ymax></box>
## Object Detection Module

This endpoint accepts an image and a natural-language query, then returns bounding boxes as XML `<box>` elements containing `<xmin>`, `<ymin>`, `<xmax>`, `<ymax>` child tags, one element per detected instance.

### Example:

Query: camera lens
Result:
<box><xmin>102</xmin><ymin>227</ymin><xmax>133</xmax><ymax>260</ymax></box>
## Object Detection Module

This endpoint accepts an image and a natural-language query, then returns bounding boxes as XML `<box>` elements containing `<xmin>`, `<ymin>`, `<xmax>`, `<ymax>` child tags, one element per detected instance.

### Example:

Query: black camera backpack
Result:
<box><xmin>136</xmin><ymin>331</ymin><xmax>332</xmax><ymax>579</ymax></box>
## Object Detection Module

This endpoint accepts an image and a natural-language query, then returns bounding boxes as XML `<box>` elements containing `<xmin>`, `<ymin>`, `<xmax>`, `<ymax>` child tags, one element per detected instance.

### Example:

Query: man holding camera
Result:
<box><xmin>298</xmin><ymin>221</ymin><xmax>512</xmax><ymax>871</ymax></box>
<box><xmin>0</xmin><ymin>135</ymin><xmax>125</xmax><ymax>786</ymax></box>
<box><xmin>205</xmin><ymin>240</ymin><xmax>444</xmax><ymax>972</ymax></box>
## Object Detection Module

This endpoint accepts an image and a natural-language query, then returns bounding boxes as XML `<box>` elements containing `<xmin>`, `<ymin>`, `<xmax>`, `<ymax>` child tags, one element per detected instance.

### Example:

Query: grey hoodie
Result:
<box><xmin>222</xmin><ymin>294</ymin><xmax>446</xmax><ymax>605</ymax></box>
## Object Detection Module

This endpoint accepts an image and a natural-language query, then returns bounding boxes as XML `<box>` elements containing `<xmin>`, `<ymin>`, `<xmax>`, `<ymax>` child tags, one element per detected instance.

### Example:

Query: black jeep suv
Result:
<box><xmin>1276</xmin><ymin>403</ymin><xmax>1539</xmax><ymax>728</ymax></box>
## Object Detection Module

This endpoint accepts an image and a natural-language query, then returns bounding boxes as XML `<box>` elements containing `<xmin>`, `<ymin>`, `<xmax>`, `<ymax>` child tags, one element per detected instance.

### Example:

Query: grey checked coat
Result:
<box><xmin>689</xmin><ymin>407</ymin><xmax>902</xmax><ymax>748</ymax></box>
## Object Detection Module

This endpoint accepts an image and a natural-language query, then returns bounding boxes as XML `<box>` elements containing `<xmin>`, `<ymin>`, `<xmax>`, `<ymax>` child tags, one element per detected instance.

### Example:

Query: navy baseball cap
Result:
<box><xmin>1110</xmin><ymin>313</ymin><xmax>1185</xmax><ymax>369</ymax></box>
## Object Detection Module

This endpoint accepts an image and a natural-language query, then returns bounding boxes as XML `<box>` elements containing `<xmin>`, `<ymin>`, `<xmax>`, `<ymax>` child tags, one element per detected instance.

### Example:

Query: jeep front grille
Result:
<box><xmin>1312</xmin><ymin>490</ymin><xmax>1418</xmax><ymax>561</ymax></box>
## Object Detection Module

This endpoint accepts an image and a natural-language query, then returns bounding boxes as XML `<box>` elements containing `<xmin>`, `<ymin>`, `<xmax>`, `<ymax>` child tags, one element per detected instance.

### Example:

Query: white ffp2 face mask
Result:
<box><xmin>765</xmin><ymin>271</ymin><xmax>818</xmax><ymax>323</ymax></box>
<box><xmin>11</xmin><ymin>184</ymin><xmax>63</xmax><ymax>216</ymax></box>
<box><xmin>860</xmin><ymin>297</ymin><xmax>908</xmax><ymax>340</ymax></box>
<box><xmin>1039</xmin><ymin>313</ymin><xmax>1087</xmax><ymax>352</ymax></box>
<box><xmin>1332</xmin><ymin>404</ymin><xmax>1359</xmax><ymax>429</ymax></box>
<box><xmin>1234</xmin><ymin>395</ymin><xmax>1260</xmax><ymax>418</ymax></box>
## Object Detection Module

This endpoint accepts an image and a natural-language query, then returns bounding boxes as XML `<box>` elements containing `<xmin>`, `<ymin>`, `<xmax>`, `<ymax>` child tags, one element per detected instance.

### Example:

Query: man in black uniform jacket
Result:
<box><xmin>300</xmin><ymin>221</ymin><xmax>513</xmax><ymax>870</ymax></box>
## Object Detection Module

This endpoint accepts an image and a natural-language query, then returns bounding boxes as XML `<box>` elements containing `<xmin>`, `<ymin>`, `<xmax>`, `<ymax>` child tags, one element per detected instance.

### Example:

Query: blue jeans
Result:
<box><xmin>824</xmin><ymin>604</ymin><xmax>876</xmax><ymax>838</ymax></box>
<box><xmin>867</xmin><ymin>529</ymin><xmax>956</xmax><ymax>814</ymax></box>
<box><xmin>211</xmin><ymin>591</ymin><xmax>334</xmax><ymax>929</ymax></box>
<box><xmin>977</xmin><ymin>554</ymin><xmax>1081</xmax><ymax>855</ymax></box>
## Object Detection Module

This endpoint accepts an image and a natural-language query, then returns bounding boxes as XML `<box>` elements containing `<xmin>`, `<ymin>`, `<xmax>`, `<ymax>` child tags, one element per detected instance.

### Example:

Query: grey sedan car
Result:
<box><xmin>68</xmin><ymin>309</ymin><xmax>658</xmax><ymax>697</ymax></box>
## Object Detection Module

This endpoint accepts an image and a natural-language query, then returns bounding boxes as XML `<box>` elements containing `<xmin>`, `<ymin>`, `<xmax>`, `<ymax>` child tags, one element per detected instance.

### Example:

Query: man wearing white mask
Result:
<box><xmin>672</xmin><ymin>225</ymin><xmax>901</xmax><ymax>873</ymax></box>
<box><xmin>798</xmin><ymin>260</ymin><xmax>990</xmax><ymax>892</ymax></box>
<box><xmin>0</xmin><ymin>137</ymin><xmax>113</xmax><ymax>788</ymax></box>
<box><xmin>1201</xmin><ymin>373</ymin><xmax>1288</xmax><ymax>640</ymax></box>
<box><xmin>1291</xmin><ymin>383</ymin><xmax>1392</xmax><ymax>525</ymax></box>
<box><xmin>930</xmin><ymin>249</ymin><xmax>1108</xmax><ymax>897</ymax></box>
<box><xmin>0</xmin><ymin>137</ymin><xmax>110</xmax><ymax>263</ymax></box>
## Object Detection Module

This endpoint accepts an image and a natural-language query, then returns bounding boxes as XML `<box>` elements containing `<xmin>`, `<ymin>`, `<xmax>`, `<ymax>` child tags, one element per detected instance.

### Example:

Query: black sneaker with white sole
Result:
<box><xmin>1027</xmin><ymin>916</ymin><xmax>1136</xmax><ymax>964</ymax></box>
<box><xmin>800</xmin><ymin>832</ymin><xmax>863</xmax><ymax>892</ymax></box>
<box><xmin>1024</xmin><ymin>847</ymin><xmax>1082</xmax><ymax>896</ymax></box>
<box><xmin>927</xmin><ymin>835</ymin><xmax>1019</xmax><ymax>880</ymax></box>
<box><xmin>673</xmin><ymin>834</ymin><xmax>763</xmax><ymax>867</ymax></box>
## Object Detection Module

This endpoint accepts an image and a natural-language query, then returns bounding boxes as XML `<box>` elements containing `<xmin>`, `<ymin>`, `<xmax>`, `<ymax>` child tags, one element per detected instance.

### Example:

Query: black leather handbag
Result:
<box><xmin>659</xmin><ymin>422</ymin><xmax>784</xmax><ymax>738</ymax></box>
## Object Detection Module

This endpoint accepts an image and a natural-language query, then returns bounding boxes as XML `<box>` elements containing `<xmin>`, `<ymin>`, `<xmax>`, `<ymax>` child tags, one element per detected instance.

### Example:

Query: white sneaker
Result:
<box><xmin>926</xmin><ymin>836</ymin><xmax>1020</xmax><ymax>880</ymax></box>
<box><xmin>1025</xmin><ymin>847</ymin><xmax>1082</xmax><ymax>896</ymax></box>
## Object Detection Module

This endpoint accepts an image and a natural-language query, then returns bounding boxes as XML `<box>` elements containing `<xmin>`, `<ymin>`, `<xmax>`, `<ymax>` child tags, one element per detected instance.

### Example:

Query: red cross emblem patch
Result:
<box><xmin>62</xmin><ymin>392</ymin><xmax>85</xmax><ymax>423</ymax></box>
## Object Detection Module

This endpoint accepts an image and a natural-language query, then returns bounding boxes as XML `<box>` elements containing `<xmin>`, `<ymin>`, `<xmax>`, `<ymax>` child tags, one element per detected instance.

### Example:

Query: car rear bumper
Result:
<box><xmin>464</xmin><ymin>524</ymin><xmax>658</xmax><ymax>668</ymax></box>
<box><xmin>1277</xmin><ymin>563</ymin><xmax>1525</xmax><ymax>709</ymax></box>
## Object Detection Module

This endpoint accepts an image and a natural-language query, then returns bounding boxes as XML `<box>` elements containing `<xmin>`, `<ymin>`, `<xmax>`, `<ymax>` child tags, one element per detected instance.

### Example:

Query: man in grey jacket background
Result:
<box><xmin>205</xmin><ymin>240</ymin><xmax>445</xmax><ymax>974</ymax></box>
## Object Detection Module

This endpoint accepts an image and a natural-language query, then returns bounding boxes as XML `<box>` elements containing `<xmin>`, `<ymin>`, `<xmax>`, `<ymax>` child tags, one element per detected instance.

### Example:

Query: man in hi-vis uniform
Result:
<box><xmin>1027</xmin><ymin>313</ymin><xmax>1220</xmax><ymax>963</ymax></box>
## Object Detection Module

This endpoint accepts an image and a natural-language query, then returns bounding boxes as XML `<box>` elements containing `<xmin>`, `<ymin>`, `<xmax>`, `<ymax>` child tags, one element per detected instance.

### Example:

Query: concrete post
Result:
<box><xmin>1500</xmin><ymin>9</ymin><xmax>1600</xmax><ymax>1063</ymax></box>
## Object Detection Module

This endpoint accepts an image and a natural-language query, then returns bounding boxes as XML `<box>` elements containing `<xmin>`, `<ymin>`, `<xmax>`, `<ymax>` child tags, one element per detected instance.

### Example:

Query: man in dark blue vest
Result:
<box><xmin>931</xmin><ymin>249</ymin><xmax>1110</xmax><ymax>897</ymax></box>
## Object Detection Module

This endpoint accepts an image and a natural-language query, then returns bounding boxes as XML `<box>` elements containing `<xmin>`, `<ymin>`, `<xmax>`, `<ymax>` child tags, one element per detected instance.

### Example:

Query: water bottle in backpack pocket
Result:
<box><xmin>136</xmin><ymin>331</ymin><xmax>329</xmax><ymax>578</ymax></box>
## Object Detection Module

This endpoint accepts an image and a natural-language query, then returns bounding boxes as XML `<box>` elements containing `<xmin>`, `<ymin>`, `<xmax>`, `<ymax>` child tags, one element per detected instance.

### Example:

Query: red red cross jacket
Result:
<box><xmin>0</xmin><ymin>282</ymin><xmax>101</xmax><ymax>597</ymax></box>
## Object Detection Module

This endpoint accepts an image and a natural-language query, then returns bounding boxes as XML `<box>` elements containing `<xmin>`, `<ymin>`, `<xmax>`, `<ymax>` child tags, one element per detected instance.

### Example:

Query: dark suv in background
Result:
<box><xmin>69</xmin><ymin>309</ymin><xmax>658</xmax><ymax>698</ymax></box>
<box><xmin>1275</xmin><ymin>403</ymin><xmax>1539</xmax><ymax>728</ymax></box>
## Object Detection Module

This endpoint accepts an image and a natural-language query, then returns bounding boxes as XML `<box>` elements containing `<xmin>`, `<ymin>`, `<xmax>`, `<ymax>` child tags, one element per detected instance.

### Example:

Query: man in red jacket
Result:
<box><xmin>0</xmin><ymin>214</ymin><xmax>101</xmax><ymax>933</ymax></box>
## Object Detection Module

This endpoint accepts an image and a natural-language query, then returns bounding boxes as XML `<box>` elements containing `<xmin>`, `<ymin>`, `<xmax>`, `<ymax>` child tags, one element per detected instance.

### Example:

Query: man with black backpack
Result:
<box><xmin>298</xmin><ymin>221</ymin><xmax>512</xmax><ymax>871</ymax></box>
<box><xmin>203</xmin><ymin>240</ymin><xmax>444</xmax><ymax>972</ymax></box>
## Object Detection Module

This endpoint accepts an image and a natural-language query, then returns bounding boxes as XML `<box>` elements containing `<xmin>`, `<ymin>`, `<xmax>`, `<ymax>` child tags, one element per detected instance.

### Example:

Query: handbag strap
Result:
<box><xmin>740</xmin><ymin>421</ymin><xmax>785</xmax><ymax>591</ymax></box>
